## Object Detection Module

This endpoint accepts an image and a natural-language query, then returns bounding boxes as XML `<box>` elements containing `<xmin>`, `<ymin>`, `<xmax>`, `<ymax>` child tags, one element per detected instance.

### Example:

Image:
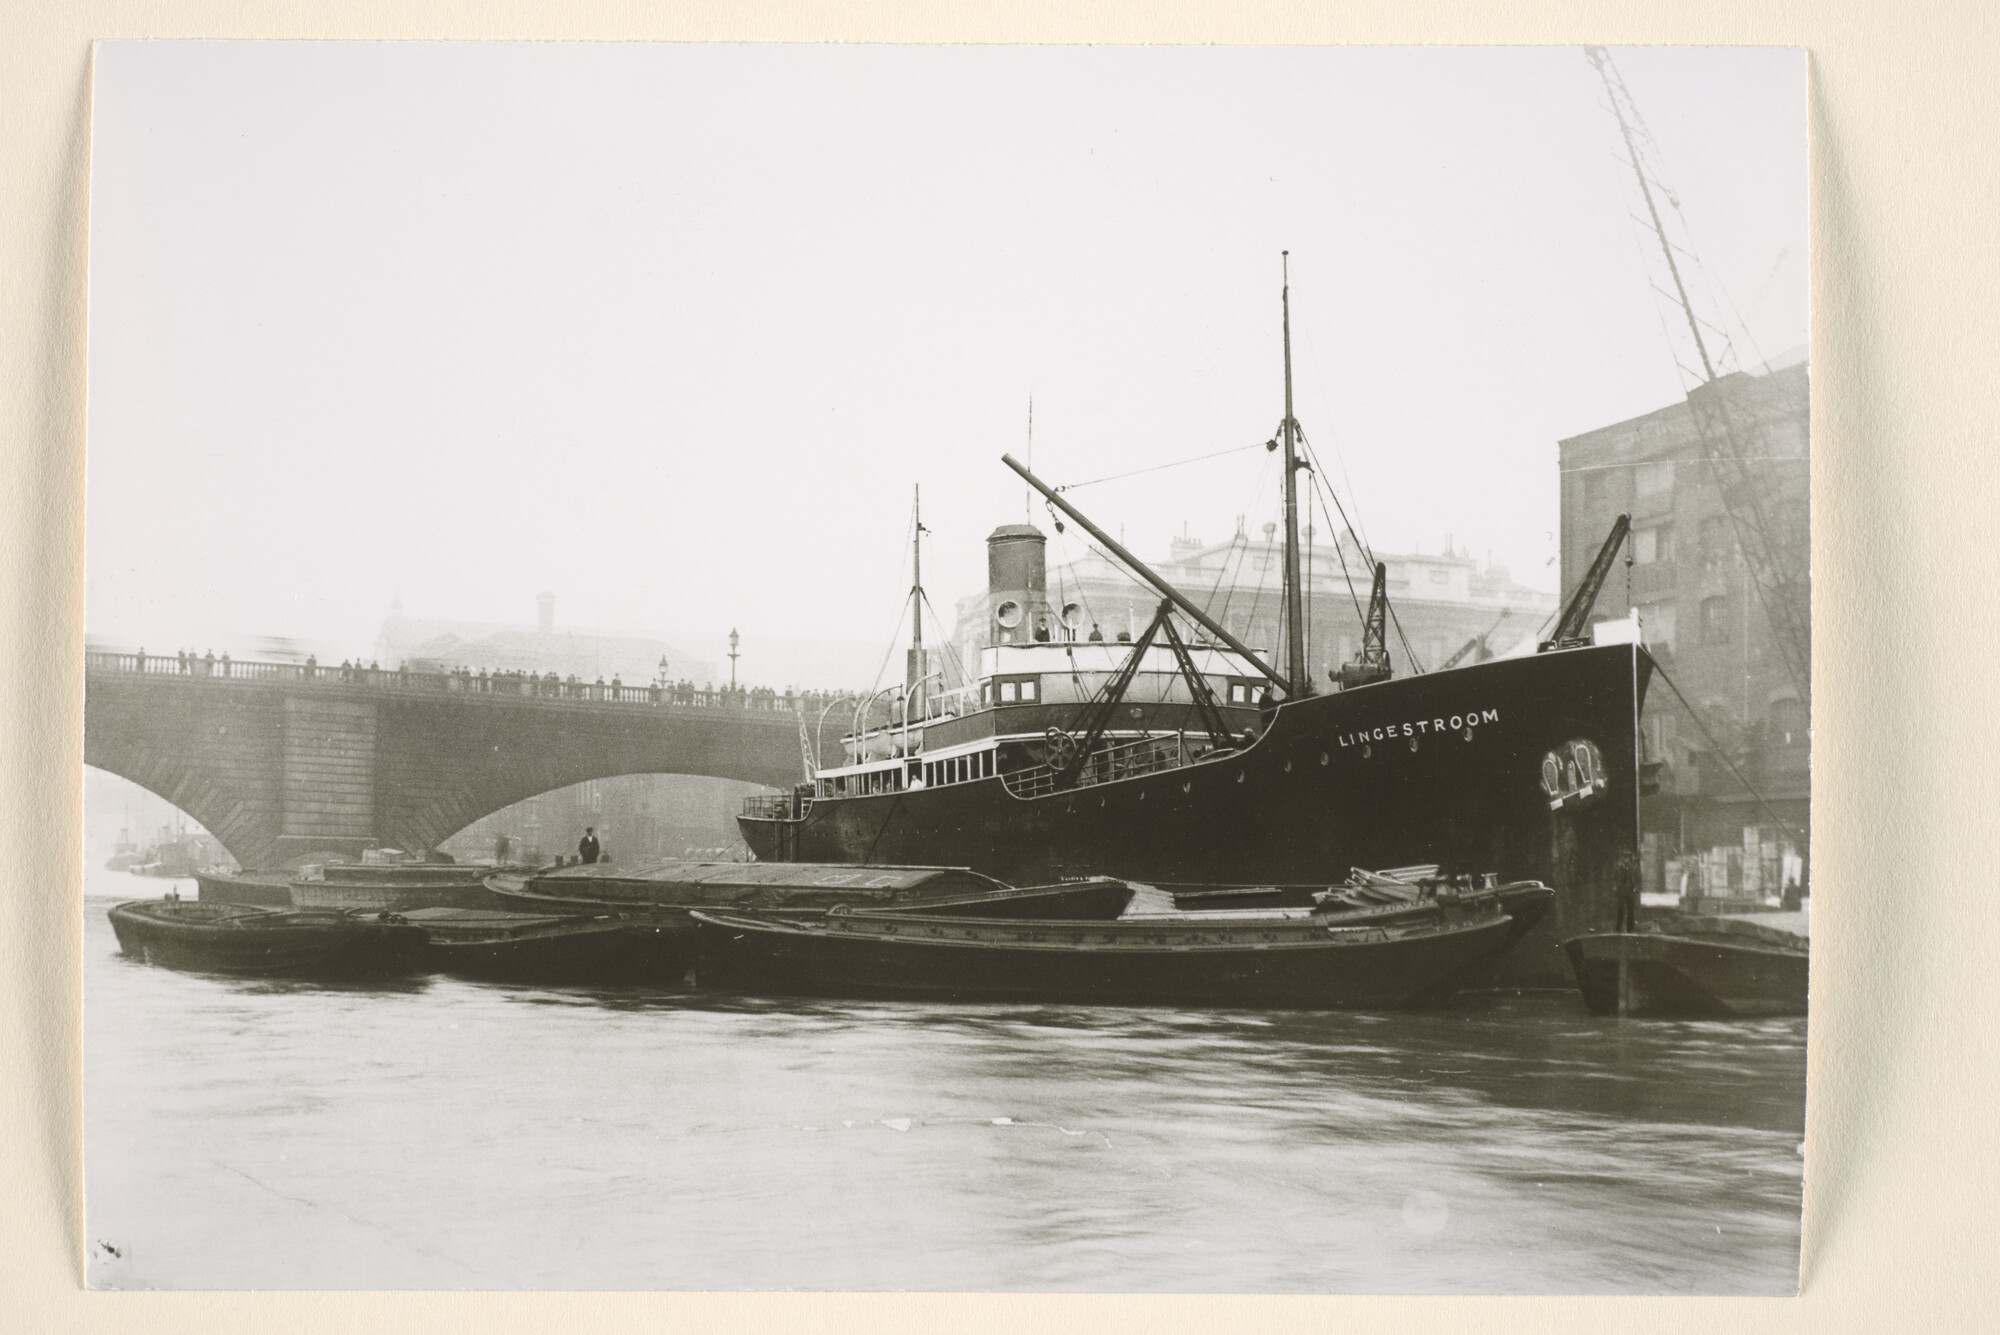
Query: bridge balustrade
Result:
<box><xmin>86</xmin><ymin>651</ymin><xmax>829</xmax><ymax>718</ymax></box>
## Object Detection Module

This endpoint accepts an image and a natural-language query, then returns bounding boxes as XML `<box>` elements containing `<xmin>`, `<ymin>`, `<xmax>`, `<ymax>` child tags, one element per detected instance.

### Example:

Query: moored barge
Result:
<box><xmin>487</xmin><ymin>860</ymin><xmax>1134</xmax><ymax>922</ymax></box>
<box><xmin>1562</xmin><ymin>915</ymin><xmax>1808</xmax><ymax>1018</ymax></box>
<box><xmin>401</xmin><ymin>908</ymin><xmax>695</xmax><ymax>985</ymax></box>
<box><xmin>692</xmin><ymin>893</ymin><xmax>1538</xmax><ymax>1008</ymax></box>
<box><xmin>108</xmin><ymin>899</ymin><xmax>428</xmax><ymax>979</ymax></box>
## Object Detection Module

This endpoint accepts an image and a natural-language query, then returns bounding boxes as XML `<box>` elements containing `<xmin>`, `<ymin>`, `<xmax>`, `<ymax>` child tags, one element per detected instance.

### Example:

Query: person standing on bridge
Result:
<box><xmin>579</xmin><ymin>828</ymin><xmax>601</xmax><ymax>865</ymax></box>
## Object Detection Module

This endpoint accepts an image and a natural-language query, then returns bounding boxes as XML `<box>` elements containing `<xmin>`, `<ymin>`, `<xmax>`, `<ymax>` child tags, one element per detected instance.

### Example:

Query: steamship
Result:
<box><xmin>739</xmin><ymin>266</ymin><xmax>1651</xmax><ymax>984</ymax></box>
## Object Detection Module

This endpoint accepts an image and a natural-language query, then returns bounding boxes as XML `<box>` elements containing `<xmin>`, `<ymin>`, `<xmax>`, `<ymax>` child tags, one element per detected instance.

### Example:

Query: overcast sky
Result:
<box><xmin>85</xmin><ymin>42</ymin><xmax>1805</xmax><ymax>686</ymax></box>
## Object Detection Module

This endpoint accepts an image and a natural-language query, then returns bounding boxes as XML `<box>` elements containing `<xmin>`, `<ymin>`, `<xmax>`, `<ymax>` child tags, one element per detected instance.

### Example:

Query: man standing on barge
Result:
<box><xmin>578</xmin><ymin>828</ymin><xmax>601</xmax><ymax>865</ymax></box>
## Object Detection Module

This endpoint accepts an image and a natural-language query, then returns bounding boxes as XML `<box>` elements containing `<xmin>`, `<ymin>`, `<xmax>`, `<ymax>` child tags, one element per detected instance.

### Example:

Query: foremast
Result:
<box><xmin>906</xmin><ymin>485</ymin><xmax>928</xmax><ymax>718</ymax></box>
<box><xmin>1279</xmin><ymin>252</ymin><xmax>1313</xmax><ymax>698</ymax></box>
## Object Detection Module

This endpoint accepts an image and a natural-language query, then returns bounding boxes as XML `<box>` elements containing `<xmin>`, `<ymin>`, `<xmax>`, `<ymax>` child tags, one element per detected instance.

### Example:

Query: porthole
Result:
<box><xmin>1320</xmin><ymin>752</ymin><xmax>1329</xmax><ymax>766</ymax></box>
<box><xmin>1362</xmin><ymin>745</ymin><xmax>1372</xmax><ymax>758</ymax></box>
<box><xmin>1182</xmin><ymin>781</ymin><xmax>1192</xmax><ymax>794</ymax></box>
<box><xmin>1283</xmin><ymin>759</ymin><xmax>1292</xmax><ymax>772</ymax></box>
<box><xmin>1463</xmin><ymin>725</ymin><xmax>1474</xmax><ymax>741</ymax></box>
<box><xmin>1410</xmin><ymin>737</ymin><xmax>1419</xmax><ymax>752</ymax></box>
<box><xmin>1236</xmin><ymin>771</ymin><xmax>1246</xmax><ymax>783</ymax></box>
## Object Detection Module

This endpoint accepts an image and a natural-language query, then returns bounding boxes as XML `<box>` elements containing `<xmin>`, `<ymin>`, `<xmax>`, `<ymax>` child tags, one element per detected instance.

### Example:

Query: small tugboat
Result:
<box><xmin>398</xmin><ymin>908</ymin><xmax>696</xmax><ymax>986</ymax></box>
<box><xmin>690</xmin><ymin>891</ymin><xmax>1541</xmax><ymax>1009</ymax></box>
<box><xmin>487</xmin><ymin>861</ymin><xmax>1134</xmax><ymax>922</ymax></box>
<box><xmin>1562</xmin><ymin>915</ymin><xmax>1808</xmax><ymax>1018</ymax></box>
<box><xmin>107</xmin><ymin>898</ymin><xmax>428</xmax><ymax>979</ymax></box>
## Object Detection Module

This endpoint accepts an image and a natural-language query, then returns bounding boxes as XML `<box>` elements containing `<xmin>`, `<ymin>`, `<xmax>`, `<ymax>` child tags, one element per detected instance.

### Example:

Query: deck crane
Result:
<box><xmin>1585</xmin><ymin>46</ymin><xmax>1810</xmax><ymax>703</ymax></box>
<box><xmin>1333</xmin><ymin>563</ymin><xmax>1394</xmax><ymax>689</ymax></box>
<box><xmin>1439</xmin><ymin>607</ymin><xmax>1513</xmax><ymax>671</ymax></box>
<box><xmin>1541</xmin><ymin>515</ymin><xmax>1632</xmax><ymax>652</ymax></box>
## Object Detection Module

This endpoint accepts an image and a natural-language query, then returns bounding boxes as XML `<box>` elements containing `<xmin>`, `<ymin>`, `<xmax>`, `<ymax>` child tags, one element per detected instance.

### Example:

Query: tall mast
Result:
<box><xmin>907</xmin><ymin>486</ymin><xmax>926</xmax><ymax>713</ymax></box>
<box><xmin>1280</xmin><ymin>253</ymin><xmax>1311</xmax><ymax>696</ymax></box>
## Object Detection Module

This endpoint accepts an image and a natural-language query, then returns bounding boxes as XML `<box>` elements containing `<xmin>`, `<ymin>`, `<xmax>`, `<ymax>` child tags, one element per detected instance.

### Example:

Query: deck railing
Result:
<box><xmin>740</xmin><ymin>792</ymin><xmax>810</xmax><ymax>820</ymax></box>
<box><xmin>999</xmin><ymin>732</ymin><xmax>1235</xmax><ymax>800</ymax></box>
<box><xmin>85</xmin><ymin>651</ymin><xmax>832</xmax><ymax>717</ymax></box>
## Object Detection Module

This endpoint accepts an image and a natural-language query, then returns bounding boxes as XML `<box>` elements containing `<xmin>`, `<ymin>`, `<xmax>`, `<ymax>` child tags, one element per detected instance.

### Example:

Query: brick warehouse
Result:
<box><xmin>1559</xmin><ymin>352</ymin><xmax>1810</xmax><ymax>901</ymax></box>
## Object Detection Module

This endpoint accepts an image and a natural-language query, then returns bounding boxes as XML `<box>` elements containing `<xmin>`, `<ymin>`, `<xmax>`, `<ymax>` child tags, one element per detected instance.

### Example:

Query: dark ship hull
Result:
<box><xmin>742</xmin><ymin>642</ymin><xmax>1650</xmax><ymax>986</ymax></box>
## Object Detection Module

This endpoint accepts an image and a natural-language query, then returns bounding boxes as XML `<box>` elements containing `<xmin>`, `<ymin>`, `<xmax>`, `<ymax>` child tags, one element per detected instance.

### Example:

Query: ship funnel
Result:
<box><xmin>986</xmin><ymin>524</ymin><xmax>1050</xmax><ymax>645</ymax></box>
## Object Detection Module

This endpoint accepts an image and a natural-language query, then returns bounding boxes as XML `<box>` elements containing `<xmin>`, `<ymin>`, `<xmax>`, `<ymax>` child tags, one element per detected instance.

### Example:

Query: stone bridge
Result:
<box><xmin>84</xmin><ymin>653</ymin><xmax>820</xmax><ymax>868</ymax></box>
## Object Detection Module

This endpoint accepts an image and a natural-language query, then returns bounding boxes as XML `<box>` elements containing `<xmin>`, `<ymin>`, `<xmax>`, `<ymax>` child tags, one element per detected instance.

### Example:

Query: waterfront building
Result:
<box><xmin>1558</xmin><ymin>351</ymin><xmax>1810</xmax><ymax>899</ymax></box>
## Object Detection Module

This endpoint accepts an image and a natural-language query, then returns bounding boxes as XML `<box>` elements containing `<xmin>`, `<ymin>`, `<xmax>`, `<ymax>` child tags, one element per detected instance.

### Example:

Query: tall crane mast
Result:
<box><xmin>1585</xmin><ymin>47</ymin><xmax>1810</xmax><ymax>705</ymax></box>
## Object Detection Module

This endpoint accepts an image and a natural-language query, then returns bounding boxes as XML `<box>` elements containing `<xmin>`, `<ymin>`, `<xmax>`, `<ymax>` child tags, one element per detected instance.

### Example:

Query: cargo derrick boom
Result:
<box><xmin>1585</xmin><ymin>45</ymin><xmax>1810</xmax><ymax>703</ymax></box>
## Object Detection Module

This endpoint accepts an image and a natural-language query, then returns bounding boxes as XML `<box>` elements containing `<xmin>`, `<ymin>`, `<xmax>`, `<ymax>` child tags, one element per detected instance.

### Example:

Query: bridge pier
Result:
<box><xmin>277</xmin><ymin>695</ymin><xmax>379</xmax><ymax>862</ymax></box>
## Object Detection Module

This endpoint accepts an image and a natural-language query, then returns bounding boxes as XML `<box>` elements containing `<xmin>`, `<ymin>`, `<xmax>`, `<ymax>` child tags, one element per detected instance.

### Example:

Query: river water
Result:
<box><xmin>83</xmin><ymin>868</ymin><xmax>1804</xmax><ymax>1293</ymax></box>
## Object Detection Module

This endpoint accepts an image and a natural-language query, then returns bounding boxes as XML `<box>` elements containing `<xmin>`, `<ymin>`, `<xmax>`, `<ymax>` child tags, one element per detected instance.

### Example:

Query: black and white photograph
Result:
<box><xmin>79</xmin><ymin>42</ymin><xmax>1808</xmax><ymax>1293</ymax></box>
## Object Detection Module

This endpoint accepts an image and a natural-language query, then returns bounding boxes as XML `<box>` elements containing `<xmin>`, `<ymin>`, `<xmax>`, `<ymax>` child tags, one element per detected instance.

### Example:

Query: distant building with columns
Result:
<box><xmin>377</xmin><ymin>593</ymin><xmax>715</xmax><ymax>686</ymax></box>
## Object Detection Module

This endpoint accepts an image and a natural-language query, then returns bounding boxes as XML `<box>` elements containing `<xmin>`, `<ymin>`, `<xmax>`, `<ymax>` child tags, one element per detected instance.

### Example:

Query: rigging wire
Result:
<box><xmin>1195</xmin><ymin>446</ymin><xmax>1277</xmax><ymax>647</ymax></box>
<box><xmin>1650</xmin><ymin>658</ymin><xmax>1806</xmax><ymax>843</ymax></box>
<box><xmin>1294</xmin><ymin>311</ymin><xmax>1374</xmax><ymax>556</ymax></box>
<box><xmin>1295</xmin><ymin>426</ymin><xmax>1424</xmax><ymax>673</ymax></box>
<box><xmin>863</xmin><ymin>503</ymin><xmax>920</xmax><ymax>698</ymax></box>
<box><xmin>1053</xmin><ymin>441</ymin><xmax>1266</xmax><ymax>493</ymax></box>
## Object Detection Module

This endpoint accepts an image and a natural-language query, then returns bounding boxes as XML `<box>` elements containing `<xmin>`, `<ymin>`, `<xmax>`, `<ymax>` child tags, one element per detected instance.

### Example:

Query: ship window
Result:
<box><xmin>980</xmin><ymin>681</ymin><xmax>991</xmax><ymax>705</ymax></box>
<box><xmin>995</xmin><ymin>675</ymin><xmax>1039</xmax><ymax>703</ymax></box>
<box><xmin>1228</xmin><ymin>681</ymin><xmax>1250</xmax><ymax>705</ymax></box>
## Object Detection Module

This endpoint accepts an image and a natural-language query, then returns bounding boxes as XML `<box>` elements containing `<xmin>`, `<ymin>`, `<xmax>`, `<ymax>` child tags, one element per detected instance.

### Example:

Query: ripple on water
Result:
<box><xmin>81</xmin><ymin>884</ymin><xmax>1803</xmax><ymax>1293</ymax></box>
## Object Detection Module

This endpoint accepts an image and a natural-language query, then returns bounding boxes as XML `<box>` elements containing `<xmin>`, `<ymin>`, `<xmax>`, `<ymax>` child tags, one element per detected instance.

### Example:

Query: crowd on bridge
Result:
<box><xmin>103</xmin><ymin>648</ymin><xmax>858</xmax><ymax>717</ymax></box>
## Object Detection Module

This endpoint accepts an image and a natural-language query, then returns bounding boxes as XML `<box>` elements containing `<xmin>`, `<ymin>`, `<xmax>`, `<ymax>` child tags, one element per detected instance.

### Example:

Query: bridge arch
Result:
<box><xmin>84</xmin><ymin>658</ymin><xmax>807</xmax><ymax>868</ymax></box>
<box><xmin>435</xmin><ymin>771</ymin><xmax>766</xmax><ymax>865</ymax></box>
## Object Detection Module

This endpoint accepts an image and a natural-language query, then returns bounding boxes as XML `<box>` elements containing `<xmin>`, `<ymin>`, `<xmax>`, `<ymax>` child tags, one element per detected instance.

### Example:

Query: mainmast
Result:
<box><xmin>1280</xmin><ymin>253</ymin><xmax>1312</xmax><ymax>696</ymax></box>
<box><xmin>906</xmin><ymin>486</ymin><xmax>927</xmax><ymax>716</ymax></box>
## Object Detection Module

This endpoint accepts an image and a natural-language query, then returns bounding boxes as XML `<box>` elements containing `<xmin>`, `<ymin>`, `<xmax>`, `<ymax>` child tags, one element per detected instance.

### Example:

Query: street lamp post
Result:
<box><xmin>728</xmin><ymin>629</ymin><xmax>740</xmax><ymax>691</ymax></box>
<box><xmin>656</xmin><ymin>655</ymin><xmax>669</xmax><ymax>688</ymax></box>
